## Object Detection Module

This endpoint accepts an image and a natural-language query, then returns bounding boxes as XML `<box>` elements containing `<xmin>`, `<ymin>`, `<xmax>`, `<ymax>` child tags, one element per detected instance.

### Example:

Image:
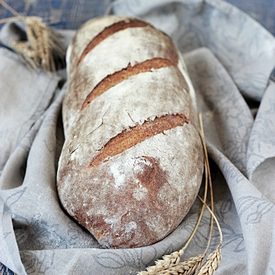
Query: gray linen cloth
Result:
<box><xmin>0</xmin><ymin>0</ymin><xmax>275</xmax><ymax>274</ymax></box>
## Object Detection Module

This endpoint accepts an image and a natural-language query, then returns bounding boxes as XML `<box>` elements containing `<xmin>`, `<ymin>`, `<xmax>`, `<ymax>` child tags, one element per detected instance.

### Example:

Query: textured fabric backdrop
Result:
<box><xmin>0</xmin><ymin>0</ymin><xmax>275</xmax><ymax>35</ymax></box>
<box><xmin>0</xmin><ymin>0</ymin><xmax>275</xmax><ymax>274</ymax></box>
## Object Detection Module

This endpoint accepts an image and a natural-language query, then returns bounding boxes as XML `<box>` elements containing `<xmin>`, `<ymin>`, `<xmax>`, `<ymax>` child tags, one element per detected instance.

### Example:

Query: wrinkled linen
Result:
<box><xmin>0</xmin><ymin>0</ymin><xmax>275</xmax><ymax>274</ymax></box>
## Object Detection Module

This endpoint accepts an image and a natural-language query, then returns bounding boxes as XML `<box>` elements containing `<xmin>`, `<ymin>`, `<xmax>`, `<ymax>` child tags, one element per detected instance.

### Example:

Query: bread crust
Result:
<box><xmin>57</xmin><ymin>16</ymin><xmax>204</xmax><ymax>248</ymax></box>
<box><xmin>63</xmin><ymin>20</ymin><xmax>180</xmax><ymax>134</ymax></box>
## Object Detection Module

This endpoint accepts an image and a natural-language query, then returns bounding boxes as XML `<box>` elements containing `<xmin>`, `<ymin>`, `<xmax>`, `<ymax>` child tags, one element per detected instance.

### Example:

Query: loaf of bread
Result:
<box><xmin>57</xmin><ymin>16</ymin><xmax>204</xmax><ymax>248</ymax></box>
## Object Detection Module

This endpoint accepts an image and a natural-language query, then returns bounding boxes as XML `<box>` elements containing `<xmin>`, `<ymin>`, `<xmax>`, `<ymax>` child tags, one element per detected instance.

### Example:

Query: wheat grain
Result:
<box><xmin>19</xmin><ymin>16</ymin><xmax>65</xmax><ymax>71</ymax></box>
<box><xmin>197</xmin><ymin>246</ymin><xmax>221</xmax><ymax>275</ymax></box>
<box><xmin>139</xmin><ymin>255</ymin><xmax>204</xmax><ymax>275</ymax></box>
<box><xmin>0</xmin><ymin>1</ymin><xmax>64</xmax><ymax>71</ymax></box>
<box><xmin>162</xmin><ymin>255</ymin><xmax>203</xmax><ymax>275</ymax></box>
<box><xmin>138</xmin><ymin>250</ymin><xmax>184</xmax><ymax>274</ymax></box>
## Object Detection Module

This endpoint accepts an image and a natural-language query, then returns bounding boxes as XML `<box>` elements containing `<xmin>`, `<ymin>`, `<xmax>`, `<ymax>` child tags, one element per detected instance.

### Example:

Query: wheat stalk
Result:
<box><xmin>196</xmin><ymin>198</ymin><xmax>223</xmax><ymax>275</ymax></box>
<box><xmin>0</xmin><ymin>0</ymin><xmax>21</xmax><ymax>17</ymax></box>
<box><xmin>0</xmin><ymin>1</ymin><xmax>64</xmax><ymax>71</ymax></box>
<box><xmin>13</xmin><ymin>16</ymin><xmax>65</xmax><ymax>71</ymax></box>
<box><xmin>198</xmin><ymin>114</ymin><xmax>215</xmax><ymax>255</ymax></box>
<box><xmin>196</xmin><ymin>116</ymin><xmax>223</xmax><ymax>275</ymax></box>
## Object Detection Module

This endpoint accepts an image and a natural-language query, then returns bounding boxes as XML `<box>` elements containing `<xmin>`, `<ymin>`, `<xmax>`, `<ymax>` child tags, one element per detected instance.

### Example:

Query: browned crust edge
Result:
<box><xmin>81</xmin><ymin>57</ymin><xmax>176</xmax><ymax>109</ymax></box>
<box><xmin>89</xmin><ymin>114</ymin><xmax>189</xmax><ymax>167</ymax></box>
<box><xmin>77</xmin><ymin>19</ymin><xmax>149</xmax><ymax>65</ymax></box>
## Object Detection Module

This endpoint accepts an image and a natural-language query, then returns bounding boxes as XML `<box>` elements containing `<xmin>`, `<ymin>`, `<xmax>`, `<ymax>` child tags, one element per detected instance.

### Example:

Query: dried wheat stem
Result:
<box><xmin>198</xmin><ymin>196</ymin><xmax>223</xmax><ymax>244</ymax></box>
<box><xmin>181</xmin><ymin>160</ymin><xmax>208</xmax><ymax>253</ymax></box>
<box><xmin>0</xmin><ymin>16</ymin><xmax>19</xmax><ymax>24</ymax></box>
<box><xmin>198</xmin><ymin>114</ymin><xmax>215</xmax><ymax>255</ymax></box>
<box><xmin>0</xmin><ymin>0</ymin><xmax>23</xmax><ymax>24</ymax></box>
<box><xmin>0</xmin><ymin>0</ymin><xmax>22</xmax><ymax>17</ymax></box>
<box><xmin>10</xmin><ymin>16</ymin><xmax>65</xmax><ymax>71</ymax></box>
<box><xmin>0</xmin><ymin>0</ymin><xmax>64</xmax><ymax>71</ymax></box>
<box><xmin>196</xmin><ymin>197</ymin><xmax>223</xmax><ymax>275</ymax></box>
<box><xmin>194</xmin><ymin>124</ymin><xmax>223</xmax><ymax>275</ymax></box>
<box><xmin>182</xmin><ymin>113</ymin><xmax>213</xmax><ymax>253</ymax></box>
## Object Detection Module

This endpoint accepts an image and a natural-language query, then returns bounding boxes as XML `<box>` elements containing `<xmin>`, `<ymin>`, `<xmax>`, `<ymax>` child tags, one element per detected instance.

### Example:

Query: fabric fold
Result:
<box><xmin>111</xmin><ymin>0</ymin><xmax>275</xmax><ymax>100</ymax></box>
<box><xmin>0</xmin><ymin>0</ymin><xmax>274</xmax><ymax>274</ymax></box>
<box><xmin>247</xmin><ymin>82</ymin><xmax>275</xmax><ymax>177</ymax></box>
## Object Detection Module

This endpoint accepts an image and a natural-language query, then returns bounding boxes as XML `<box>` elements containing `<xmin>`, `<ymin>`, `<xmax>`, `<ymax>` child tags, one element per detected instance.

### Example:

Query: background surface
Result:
<box><xmin>0</xmin><ymin>0</ymin><xmax>275</xmax><ymax>274</ymax></box>
<box><xmin>0</xmin><ymin>0</ymin><xmax>274</xmax><ymax>35</ymax></box>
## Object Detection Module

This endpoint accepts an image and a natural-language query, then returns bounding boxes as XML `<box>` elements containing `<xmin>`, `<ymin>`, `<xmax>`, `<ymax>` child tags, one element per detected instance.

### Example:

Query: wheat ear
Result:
<box><xmin>13</xmin><ymin>16</ymin><xmax>65</xmax><ymax>71</ymax></box>
<box><xmin>156</xmin><ymin>255</ymin><xmax>204</xmax><ymax>275</ymax></box>
<box><xmin>0</xmin><ymin>1</ymin><xmax>64</xmax><ymax>71</ymax></box>
<box><xmin>196</xmin><ymin>246</ymin><xmax>221</xmax><ymax>275</ymax></box>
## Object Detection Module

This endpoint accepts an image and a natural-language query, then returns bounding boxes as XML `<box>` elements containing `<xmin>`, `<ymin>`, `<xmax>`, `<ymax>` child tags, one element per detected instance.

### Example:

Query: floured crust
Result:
<box><xmin>62</xmin><ymin>66</ymin><xmax>191</xmax><ymax>166</ymax></box>
<box><xmin>81</xmin><ymin>58</ymin><xmax>180</xmax><ymax>109</ymax></box>
<box><xmin>58</xmin><ymin>16</ymin><xmax>204</xmax><ymax>248</ymax></box>
<box><xmin>68</xmin><ymin>16</ymin><xmax>125</xmax><ymax>69</ymax></box>
<box><xmin>57</xmin><ymin>124</ymin><xmax>203</xmax><ymax>248</ymax></box>
<box><xmin>89</xmin><ymin>114</ymin><xmax>188</xmax><ymax>167</ymax></box>
<box><xmin>77</xmin><ymin>18</ymin><xmax>150</xmax><ymax>66</ymax></box>
<box><xmin>63</xmin><ymin>22</ymin><xmax>180</xmax><ymax>134</ymax></box>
